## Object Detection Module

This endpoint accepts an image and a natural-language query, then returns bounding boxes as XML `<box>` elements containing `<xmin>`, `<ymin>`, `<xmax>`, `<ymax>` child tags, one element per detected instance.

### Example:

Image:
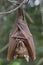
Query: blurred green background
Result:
<box><xmin>0</xmin><ymin>0</ymin><xmax>43</xmax><ymax>65</ymax></box>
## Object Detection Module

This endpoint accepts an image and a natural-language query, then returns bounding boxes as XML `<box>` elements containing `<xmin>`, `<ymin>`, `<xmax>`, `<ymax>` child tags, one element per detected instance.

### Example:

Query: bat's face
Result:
<box><xmin>14</xmin><ymin>40</ymin><xmax>29</xmax><ymax>62</ymax></box>
<box><xmin>15</xmin><ymin>40</ymin><xmax>28</xmax><ymax>55</ymax></box>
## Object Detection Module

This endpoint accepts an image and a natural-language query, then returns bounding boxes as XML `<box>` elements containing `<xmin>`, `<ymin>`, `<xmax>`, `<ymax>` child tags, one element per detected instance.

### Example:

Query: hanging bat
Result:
<box><xmin>7</xmin><ymin>7</ymin><xmax>36</xmax><ymax>62</ymax></box>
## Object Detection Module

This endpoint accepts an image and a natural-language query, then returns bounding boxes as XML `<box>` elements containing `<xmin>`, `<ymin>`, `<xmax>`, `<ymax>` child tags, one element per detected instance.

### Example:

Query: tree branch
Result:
<box><xmin>0</xmin><ymin>44</ymin><xmax>8</xmax><ymax>53</ymax></box>
<box><xmin>24</xmin><ymin>10</ymin><xmax>34</xmax><ymax>23</ymax></box>
<box><xmin>36</xmin><ymin>58</ymin><xmax>43</xmax><ymax>65</ymax></box>
<box><xmin>0</xmin><ymin>0</ymin><xmax>28</xmax><ymax>15</ymax></box>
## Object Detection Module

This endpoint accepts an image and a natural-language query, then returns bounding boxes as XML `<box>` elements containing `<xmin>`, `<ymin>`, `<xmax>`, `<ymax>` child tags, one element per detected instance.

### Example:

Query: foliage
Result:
<box><xmin>0</xmin><ymin>0</ymin><xmax>43</xmax><ymax>65</ymax></box>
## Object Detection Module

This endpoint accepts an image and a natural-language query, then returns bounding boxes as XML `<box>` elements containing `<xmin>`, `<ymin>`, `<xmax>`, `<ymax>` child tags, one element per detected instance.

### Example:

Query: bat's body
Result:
<box><xmin>7</xmin><ymin>7</ymin><xmax>36</xmax><ymax>62</ymax></box>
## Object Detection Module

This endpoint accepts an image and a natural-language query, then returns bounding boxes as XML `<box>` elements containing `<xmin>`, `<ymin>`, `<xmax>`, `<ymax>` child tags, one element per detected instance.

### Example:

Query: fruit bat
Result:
<box><xmin>7</xmin><ymin>7</ymin><xmax>36</xmax><ymax>62</ymax></box>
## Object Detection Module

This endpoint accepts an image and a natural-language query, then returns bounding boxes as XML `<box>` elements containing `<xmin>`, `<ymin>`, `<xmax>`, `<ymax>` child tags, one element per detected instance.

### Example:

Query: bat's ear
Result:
<box><xmin>24</xmin><ymin>55</ymin><xmax>29</xmax><ymax>62</ymax></box>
